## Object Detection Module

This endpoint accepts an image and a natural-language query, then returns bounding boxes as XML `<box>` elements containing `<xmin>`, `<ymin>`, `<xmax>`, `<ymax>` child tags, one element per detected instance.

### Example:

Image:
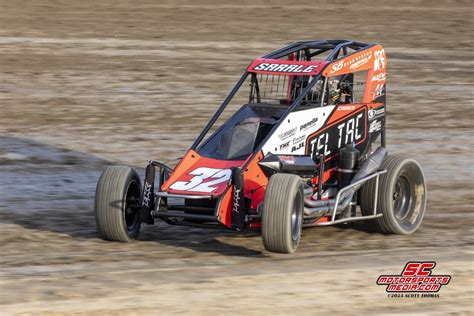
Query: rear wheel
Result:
<box><xmin>95</xmin><ymin>166</ymin><xmax>142</xmax><ymax>241</ymax></box>
<box><xmin>262</xmin><ymin>174</ymin><xmax>303</xmax><ymax>254</ymax></box>
<box><xmin>360</xmin><ymin>155</ymin><xmax>427</xmax><ymax>234</ymax></box>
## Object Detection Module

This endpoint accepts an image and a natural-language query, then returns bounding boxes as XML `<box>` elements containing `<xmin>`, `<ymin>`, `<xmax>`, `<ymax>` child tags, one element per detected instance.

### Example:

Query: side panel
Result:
<box><xmin>261</xmin><ymin>106</ymin><xmax>336</xmax><ymax>156</ymax></box>
<box><xmin>305</xmin><ymin>105</ymin><xmax>368</xmax><ymax>161</ymax></box>
<box><xmin>161</xmin><ymin>150</ymin><xmax>244</xmax><ymax>196</ymax></box>
<box><xmin>261</xmin><ymin>104</ymin><xmax>370</xmax><ymax>162</ymax></box>
<box><xmin>259</xmin><ymin>103</ymin><xmax>384</xmax><ymax>176</ymax></box>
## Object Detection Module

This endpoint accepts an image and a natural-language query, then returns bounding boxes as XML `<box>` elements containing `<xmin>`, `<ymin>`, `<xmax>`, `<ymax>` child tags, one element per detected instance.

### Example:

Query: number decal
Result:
<box><xmin>169</xmin><ymin>167</ymin><xmax>232</xmax><ymax>193</ymax></box>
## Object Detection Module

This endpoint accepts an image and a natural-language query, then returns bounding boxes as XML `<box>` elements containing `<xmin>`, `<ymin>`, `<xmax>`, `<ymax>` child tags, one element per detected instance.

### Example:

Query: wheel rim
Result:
<box><xmin>291</xmin><ymin>191</ymin><xmax>303</xmax><ymax>246</ymax></box>
<box><xmin>393</xmin><ymin>175</ymin><xmax>413</xmax><ymax>220</ymax></box>
<box><xmin>124</xmin><ymin>180</ymin><xmax>141</xmax><ymax>234</ymax></box>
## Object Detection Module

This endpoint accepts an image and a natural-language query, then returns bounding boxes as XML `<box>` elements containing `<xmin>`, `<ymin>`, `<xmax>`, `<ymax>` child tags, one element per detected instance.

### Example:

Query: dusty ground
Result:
<box><xmin>0</xmin><ymin>0</ymin><xmax>473</xmax><ymax>315</ymax></box>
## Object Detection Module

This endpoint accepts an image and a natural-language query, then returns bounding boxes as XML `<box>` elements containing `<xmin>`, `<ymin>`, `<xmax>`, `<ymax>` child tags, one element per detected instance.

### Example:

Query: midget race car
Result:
<box><xmin>94</xmin><ymin>40</ymin><xmax>427</xmax><ymax>253</ymax></box>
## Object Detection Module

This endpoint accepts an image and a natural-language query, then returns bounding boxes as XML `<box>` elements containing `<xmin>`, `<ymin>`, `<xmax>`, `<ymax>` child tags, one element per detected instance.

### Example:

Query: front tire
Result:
<box><xmin>360</xmin><ymin>155</ymin><xmax>427</xmax><ymax>234</ymax></box>
<box><xmin>95</xmin><ymin>166</ymin><xmax>142</xmax><ymax>241</ymax></box>
<box><xmin>262</xmin><ymin>174</ymin><xmax>304</xmax><ymax>254</ymax></box>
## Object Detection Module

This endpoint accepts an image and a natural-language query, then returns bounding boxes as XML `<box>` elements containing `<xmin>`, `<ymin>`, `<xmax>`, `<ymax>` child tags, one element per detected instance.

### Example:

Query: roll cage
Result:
<box><xmin>192</xmin><ymin>40</ymin><xmax>381</xmax><ymax>166</ymax></box>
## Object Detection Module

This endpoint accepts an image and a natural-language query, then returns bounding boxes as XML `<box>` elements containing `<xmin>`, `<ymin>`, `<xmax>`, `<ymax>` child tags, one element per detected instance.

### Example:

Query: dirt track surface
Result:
<box><xmin>0</xmin><ymin>1</ymin><xmax>473</xmax><ymax>315</ymax></box>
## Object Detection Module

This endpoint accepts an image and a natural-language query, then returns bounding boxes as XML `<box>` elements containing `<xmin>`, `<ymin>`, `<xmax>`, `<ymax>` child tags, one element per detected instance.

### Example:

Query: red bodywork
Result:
<box><xmin>161</xmin><ymin>150</ymin><xmax>268</xmax><ymax>228</ymax></box>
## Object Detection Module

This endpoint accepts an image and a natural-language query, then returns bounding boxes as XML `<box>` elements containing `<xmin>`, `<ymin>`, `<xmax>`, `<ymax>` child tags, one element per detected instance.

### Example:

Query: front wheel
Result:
<box><xmin>262</xmin><ymin>173</ymin><xmax>304</xmax><ymax>254</ymax></box>
<box><xmin>94</xmin><ymin>166</ymin><xmax>142</xmax><ymax>241</ymax></box>
<box><xmin>360</xmin><ymin>155</ymin><xmax>427</xmax><ymax>234</ymax></box>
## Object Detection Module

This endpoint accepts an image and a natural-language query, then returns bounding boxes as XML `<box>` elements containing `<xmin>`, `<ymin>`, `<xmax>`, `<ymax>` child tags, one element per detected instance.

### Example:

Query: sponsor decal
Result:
<box><xmin>232</xmin><ymin>188</ymin><xmax>241</xmax><ymax>214</ymax></box>
<box><xmin>373</xmin><ymin>83</ymin><xmax>385</xmax><ymax>99</ymax></box>
<box><xmin>279</xmin><ymin>141</ymin><xmax>290</xmax><ymax>151</ymax></box>
<box><xmin>371</xmin><ymin>73</ymin><xmax>386</xmax><ymax>82</ymax></box>
<box><xmin>307</xmin><ymin>110</ymin><xmax>366</xmax><ymax>158</ymax></box>
<box><xmin>279</xmin><ymin>155</ymin><xmax>295</xmax><ymax>164</ymax></box>
<box><xmin>169</xmin><ymin>167</ymin><xmax>231</xmax><ymax>193</ymax></box>
<box><xmin>368</xmin><ymin>106</ymin><xmax>385</xmax><ymax>119</ymax></box>
<box><xmin>300</xmin><ymin>117</ymin><xmax>319</xmax><ymax>132</ymax></box>
<box><xmin>141</xmin><ymin>182</ymin><xmax>152</xmax><ymax>207</ymax></box>
<box><xmin>291</xmin><ymin>141</ymin><xmax>305</xmax><ymax>153</ymax></box>
<box><xmin>374</xmin><ymin>48</ymin><xmax>386</xmax><ymax>71</ymax></box>
<box><xmin>292</xmin><ymin>135</ymin><xmax>306</xmax><ymax>145</ymax></box>
<box><xmin>330</xmin><ymin>51</ymin><xmax>373</xmax><ymax>74</ymax></box>
<box><xmin>288</xmin><ymin>135</ymin><xmax>307</xmax><ymax>153</ymax></box>
<box><xmin>278</xmin><ymin>127</ymin><xmax>297</xmax><ymax>141</ymax></box>
<box><xmin>253</xmin><ymin>63</ymin><xmax>318</xmax><ymax>73</ymax></box>
<box><xmin>349</xmin><ymin>51</ymin><xmax>372</xmax><ymax>70</ymax></box>
<box><xmin>369</xmin><ymin>120</ymin><xmax>382</xmax><ymax>133</ymax></box>
<box><xmin>378</xmin><ymin>261</ymin><xmax>451</xmax><ymax>298</ymax></box>
<box><xmin>337</xmin><ymin>105</ymin><xmax>356</xmax><ymax>111</ymax></box>
<box><xmin>330</xmin><ymin>61</ymin><xmax>344</xmax><ymax>74</ymax></box>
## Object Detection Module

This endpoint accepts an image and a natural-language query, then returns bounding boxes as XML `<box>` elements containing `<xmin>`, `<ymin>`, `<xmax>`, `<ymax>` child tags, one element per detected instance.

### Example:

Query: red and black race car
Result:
<box><xmin>94</xmin><ymin>40</ymin><xmax>427</xmax><ymax>253</ymax></box>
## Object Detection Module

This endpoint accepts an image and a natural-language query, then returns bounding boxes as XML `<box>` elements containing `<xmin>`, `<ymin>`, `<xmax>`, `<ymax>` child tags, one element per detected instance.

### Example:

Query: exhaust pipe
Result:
<box><xmin>304</xmin><ymin>147</ymin><xmax>387</xmax><ymax>217</ymax></box>
<box><xmin>303</xmin><ymin>205</ymin><xmax>331</xmax><ymax>218</ymax></box>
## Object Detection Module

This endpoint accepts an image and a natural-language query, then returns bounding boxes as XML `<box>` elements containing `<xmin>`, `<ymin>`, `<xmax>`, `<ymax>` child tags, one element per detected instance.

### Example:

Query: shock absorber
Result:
<box><xmin>338</xmin><ymin>145</ymin><xmax>360</xmax><ymax>217</ymax></box>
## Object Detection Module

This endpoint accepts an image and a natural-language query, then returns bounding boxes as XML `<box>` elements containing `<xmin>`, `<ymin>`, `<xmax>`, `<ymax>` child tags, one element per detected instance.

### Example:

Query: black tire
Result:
<box><xmin>262</xmin><ymin>173</ymin><xmax>304</xmax><ymax>254</ymax></box>
<box><xmin>360</xmin><ymin>155</ymin><xmax>427</xmax><ymax>234</ymax></box>
<box><xmin>94</xmin><ymin>166</ymin><xmax>142</xmax><ymax>241</ymax></box>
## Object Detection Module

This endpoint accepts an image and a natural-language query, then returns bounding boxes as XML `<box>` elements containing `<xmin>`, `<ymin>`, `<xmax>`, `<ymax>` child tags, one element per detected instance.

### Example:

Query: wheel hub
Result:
<box><xmin>393</xmin><ymin>175</ymin><xmax>412</xmax><ymax>220</ymax></box>
<box><xmin>291</xmin><ymin>196</ymin><xmax>303</xmax><ymax>246</ymax></box>
<box><xmin>125</xmin><ymin>186</ymin><xmax>141</xmax><ymax>232</ymax></box>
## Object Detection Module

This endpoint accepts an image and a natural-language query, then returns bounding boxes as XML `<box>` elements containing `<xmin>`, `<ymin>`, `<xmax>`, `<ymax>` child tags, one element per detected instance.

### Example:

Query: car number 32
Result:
<box><xmin>169</xmin><ymin>167</ymin><xmax>232</xmax><ymax>193</ymax></box>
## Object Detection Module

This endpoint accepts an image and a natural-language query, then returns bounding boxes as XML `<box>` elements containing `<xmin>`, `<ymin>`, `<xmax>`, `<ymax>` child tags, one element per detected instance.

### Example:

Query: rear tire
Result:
<box><xmin>360</xmin><ymin>155</ymin><xmax>427</xmax><ymax>234</ymax></box>
<box><xmin>95</xmin><ymin>166</ymin><xmax>142</xmax><ymax>241</ymax></box>
<box><xmin>262</xmin><ymin>174</ymin><xmax>303</xmax><ymax>254</ymax></box>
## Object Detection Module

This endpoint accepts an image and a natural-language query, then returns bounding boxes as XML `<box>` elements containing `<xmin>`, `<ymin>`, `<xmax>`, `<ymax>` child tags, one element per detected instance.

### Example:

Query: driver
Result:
<box><xmin>310</xmin><ymin>77</ymin><xmax>353</xmax><ymax>105</ymax></box>
<box><xmin>327</xmin><ymin>78</ymin><xmax>341</xmax><ymax>104</ymax></box>
<box><xmin>328</xmin><ymin>78</ymin><xmax>352</xmax><ymax>104</ymax></box>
